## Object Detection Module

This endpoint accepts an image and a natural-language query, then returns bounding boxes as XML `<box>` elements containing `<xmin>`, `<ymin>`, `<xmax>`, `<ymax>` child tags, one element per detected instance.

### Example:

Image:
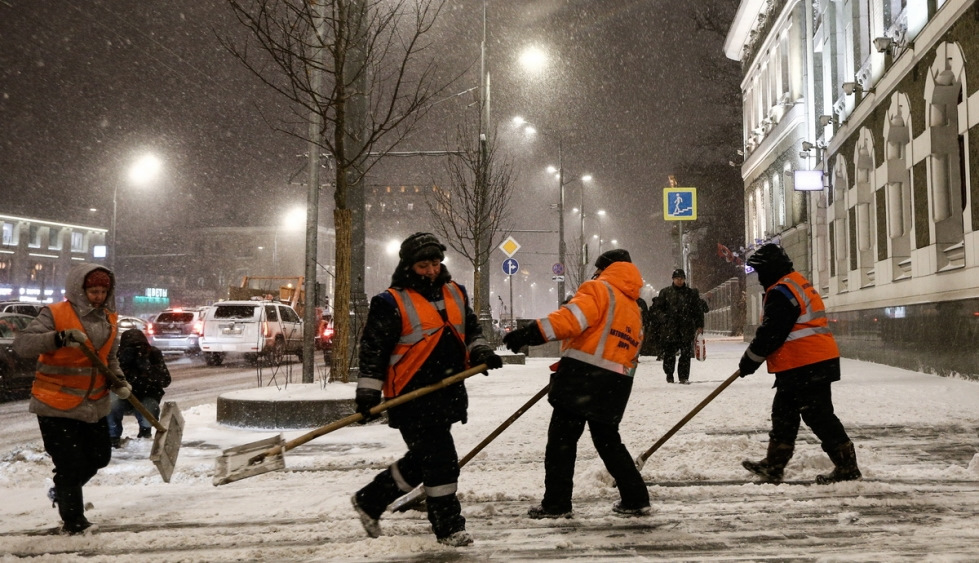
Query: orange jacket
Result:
<box><xmin>384</xmin><ymin>282</ymin><xmax>467</xmax><ymax>397</ymax></box>
<box><xmin>537</xmin><ymin>262</ymin><xmax>643</xmax><ymax>375</ymax></box>
<box><xmin>765</xmin><ymin>271</ymin><xmax>839</xmax><ymax>373</ymax></box>
<box><xmin>32</xmin><ymin>301</ymin><xmax>117</xmax><ymax>411</ymax></box>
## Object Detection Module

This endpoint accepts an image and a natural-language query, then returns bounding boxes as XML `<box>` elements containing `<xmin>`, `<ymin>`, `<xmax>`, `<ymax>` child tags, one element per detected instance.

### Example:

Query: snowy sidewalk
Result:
<box><xmin>1</xmin><ymin>339</ymin><xmax>978</xmax><ymax>561</ymax></box>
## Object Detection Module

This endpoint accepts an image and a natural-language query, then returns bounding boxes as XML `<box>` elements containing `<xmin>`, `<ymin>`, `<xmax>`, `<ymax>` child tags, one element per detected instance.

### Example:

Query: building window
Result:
<box><xmin>71</xmin><ymin>231</ymin><xmax>86</xmax><ymax>252</ymax></box>
<box><xmin>48</xmin><ymin>228</ymin><xmax>63</xmax><ymax>251</ymax></box>
<box><xmin>28</xmin><ymin>225</ymin><xmax>42</xmax><ymax>248</ymax></box>
<box><xmin>1</xmin><ymin>222</ymin><xmax>15</xmax><ymax>246</ymax></box>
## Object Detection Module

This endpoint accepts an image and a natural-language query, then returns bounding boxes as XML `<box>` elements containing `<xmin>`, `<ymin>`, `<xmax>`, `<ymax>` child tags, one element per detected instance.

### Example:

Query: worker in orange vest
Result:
<box><xmin>14</xmin><ymin>264</ymin><xmax>131</xmax><ymax>535</ymax></box>
<box><xmin>503</xmin><ymin>249</ymin><xmax>650</xmax><ymax>518</ymax></box>
<box><xmin>738</xmin><ymin>244</ymin><xmax>861</xmax><ymax>484</ymax></box>
<box><xmin>351</xmin><ymin>233</ymin><xmax>502</xmax><ymax>547</ymax></box>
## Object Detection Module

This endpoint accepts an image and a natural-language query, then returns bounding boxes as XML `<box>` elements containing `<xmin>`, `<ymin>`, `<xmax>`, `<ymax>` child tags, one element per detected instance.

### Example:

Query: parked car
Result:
<box><xmin>0</xmin><ymin>301</ymin><xmax>43</xmax><ymax>317</ymax></box>
<box><xmin>0</xmin><ymin>312</ymin><xmax>36</xmax><ymax>402</ymax></box>
<box><xmin>199</xmin><ymin>300</ymin><xmax>303</xmax><ymax>366</ymax></box>
<box><xmin>118</xmin><ymin>315</ymin><xmax>149</xmax><ymax>336</ymax></box>
<box><xmin>148</xmin><ymin>307</ymin><xmax>207</xmax><ymax>355</ymax></box>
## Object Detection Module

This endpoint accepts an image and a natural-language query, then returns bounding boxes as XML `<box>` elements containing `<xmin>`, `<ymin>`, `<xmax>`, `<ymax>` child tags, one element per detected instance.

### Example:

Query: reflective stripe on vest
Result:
<box><xmin>33</xmin><ymin>302</ymin><xmax>116</xmax><ymax>410</ymax></box>
<box><xmin>552</xmin><ymin>281</ymin><xmax>639</xmax><ymax>376</ymax></box>
<box><xmin>765</xmin><ymin>271</ymin><xmax>839</xmax><ymax>373</ymax></box>
<box><xmin>384</xmin><ymin>283</ymin><xmax>467</xmax><ymax>397</ymax></box>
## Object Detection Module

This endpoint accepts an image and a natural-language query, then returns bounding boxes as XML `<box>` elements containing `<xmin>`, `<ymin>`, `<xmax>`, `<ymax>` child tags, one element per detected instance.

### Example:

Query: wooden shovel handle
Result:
<box><xmin>77</xmin><ymin>343</ymin><xmax>167</xmax><ymax>432</ymax></box>
<box><xmin>637</xmin><ymin>370</ymin><xmax>740</xmax><ymax>467</ymax></box>
<box><xmin>260</xmin><ymin>364</ymin><xmax>489</xmax><ymax>460</ymax></box>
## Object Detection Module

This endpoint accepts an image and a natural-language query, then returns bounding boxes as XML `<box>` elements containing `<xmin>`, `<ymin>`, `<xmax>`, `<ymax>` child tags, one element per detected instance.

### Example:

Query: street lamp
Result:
<box><xmin>564</xmin><ymin>173</ymin><xmax>593</xmax><ymax>285</ymax></box>
<box><xmin>274</xmin><ymin>206</ymin><xmax>306</xmax><ymax>275</ymax></box>
<box><xmin>112</xmin><ymin>153</ymin><xmax>162</xmax><ymax>271</ymax></box>
<box><xmin>514</xmin><ymin>116</ymin><xmax>568</xmax><ymax>308</ymax></box>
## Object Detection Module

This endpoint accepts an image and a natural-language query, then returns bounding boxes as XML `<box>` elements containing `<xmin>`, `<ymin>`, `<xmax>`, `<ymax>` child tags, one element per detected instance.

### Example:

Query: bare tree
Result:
<box><xmin>222</xmin><ymin>0</ymin><xmax>455</xmax><ymax>381</ymax></box>
<box><xmin>427</xmin><ymin>117</ymin><xmax>516</xmax><ymax>327</ymax></box>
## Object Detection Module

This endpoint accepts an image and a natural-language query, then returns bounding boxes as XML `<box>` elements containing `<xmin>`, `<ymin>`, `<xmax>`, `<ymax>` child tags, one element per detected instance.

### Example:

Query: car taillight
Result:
<box><xmin>192</xmin><ymin>320</ymin><xmax>203</xmax><ymax>335</ymax></box>
<box><xmin>147</xmin><ymin>323</ymin><xmax>155</xmax><ymax>336</ymax></box>
<box><xmin>262</xmin><ymin>321</ymin><xmax>270</xmax><ymax>338</ymax></box>
<box><xmin>322</xmin><ymin>326</ymin><xmax>334</xmax><ymax>339</ymax></box>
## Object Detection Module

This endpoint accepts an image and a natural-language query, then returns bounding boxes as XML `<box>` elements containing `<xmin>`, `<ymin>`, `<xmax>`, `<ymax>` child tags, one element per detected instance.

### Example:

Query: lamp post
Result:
<box><xmin>514</xmin><ymin>116</ymin><xmax>569</xmax><ymax>308</ymax></box>
<box><xmin>112</xmin><ymin>154</ymin><xmax>162</xmax><ymax>271</ymax></box>
<box><xmin>569</xmin><ymin>174</ymin><xmax>593</xmax><ymax>284</ymax></box>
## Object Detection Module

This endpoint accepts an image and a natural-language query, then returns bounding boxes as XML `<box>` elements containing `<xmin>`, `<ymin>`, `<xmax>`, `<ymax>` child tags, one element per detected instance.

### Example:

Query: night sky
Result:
<box><xmin>0</xmin><ymin>0</ymin><xmax>740</xmax><ymax>301</ymax></box>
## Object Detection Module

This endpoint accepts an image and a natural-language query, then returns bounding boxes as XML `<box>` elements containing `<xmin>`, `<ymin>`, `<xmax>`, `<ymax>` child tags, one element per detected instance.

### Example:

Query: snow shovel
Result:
<box><xmin>635</xmin><ymin>370</ymin><xmax>741</xmax><ymax>470</ymax></box>
<box><xmin>213</xmin><ymin>364</ymin><xmax>489</xmax><ymax>486</ymax></box>
<box><xmin>77</xmin><ymin>344</ymin><xmax>184</xmax><ymax>483</ymax></box>
<box><xmin>389</xmin><ymin>382</ymin><xmax>551</xmax><ymax>513</ymax></box>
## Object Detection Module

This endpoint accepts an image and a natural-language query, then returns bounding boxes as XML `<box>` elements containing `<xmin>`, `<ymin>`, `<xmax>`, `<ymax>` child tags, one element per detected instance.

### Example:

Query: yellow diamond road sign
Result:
<box><xmin>499</xmin><ymin>236</ymin><xmax>521</xmax><ymax>258</ymax></box>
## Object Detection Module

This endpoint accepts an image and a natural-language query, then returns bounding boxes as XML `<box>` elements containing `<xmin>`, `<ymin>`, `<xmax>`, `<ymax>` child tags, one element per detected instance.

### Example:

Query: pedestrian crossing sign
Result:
<box><xmin>663</xmin><ymin>187</ymin><xmax>697</xmax><ymax>221</ymax></box>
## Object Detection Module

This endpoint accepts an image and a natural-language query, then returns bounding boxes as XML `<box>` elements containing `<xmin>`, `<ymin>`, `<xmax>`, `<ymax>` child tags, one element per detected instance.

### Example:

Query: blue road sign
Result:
<box><xmin>663</xmin><ymin>187</ymin><xmax>698</xmax><ymax>220</ymax></box>
<box><xmin>502</xmin><ymin>258</ymin><xmax>520</xmax><ymax>275</ymax></box>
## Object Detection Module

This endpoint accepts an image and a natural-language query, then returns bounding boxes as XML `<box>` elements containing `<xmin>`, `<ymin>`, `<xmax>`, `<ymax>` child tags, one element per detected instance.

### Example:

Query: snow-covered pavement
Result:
<box><xmin>1</xmin><ymin>338</ymin><xmax>978</xmax><ymax>561</ymax></box>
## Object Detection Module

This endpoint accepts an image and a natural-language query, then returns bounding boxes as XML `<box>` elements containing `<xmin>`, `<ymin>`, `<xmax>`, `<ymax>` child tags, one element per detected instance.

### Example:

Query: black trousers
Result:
<box><xmin>770</xmin><ymin>380</ymin><xmax>851</xmax><ymax>450</ymax></box>
<box><xmin>37</xmin><ymin>415</ymin><xmax>112</xmax><ymax>490</ymax></box>
<box><xmin>661</xmin><ymin>340</ymin><xmax>692</xmax><ymax>381</ymax></box>
<box><xmin>542</xmin><ymin>405</ymin><xmax>649</xmax><ymax>512</ymax></box>
<box><xmin>356</xmin><ymin>421</ymin><xmax>465</xmax><ymax>538</ymax></box>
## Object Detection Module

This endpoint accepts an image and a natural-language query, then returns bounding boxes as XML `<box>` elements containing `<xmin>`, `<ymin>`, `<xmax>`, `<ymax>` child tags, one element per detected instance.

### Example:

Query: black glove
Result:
<box><xmin>55</xmin><ymin>329</ymin><xmax>88</xmax><ymax>348</ymax></box>
<box><xmin>502</xmin><ymin>323</ymin><xmax>547</xmax><ymax>354</ymax></box>
<box><xmin>738</xmin><ymin>352</ymin><xmax>763</xmax><ymax>377</ymax></box>
<box><xmin>355</xmin><ymin>388</ymin><xmax>382</xmax><ymax>423</ymax></box>
<box><xmin>470</xmin><ymin>344</ymin><xmax>503</xmax><ymax>374</ymax></box>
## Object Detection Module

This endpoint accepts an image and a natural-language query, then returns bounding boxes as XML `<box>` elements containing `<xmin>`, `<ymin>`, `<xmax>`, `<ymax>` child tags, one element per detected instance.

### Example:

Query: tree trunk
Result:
<box><xmin>331</xmin><ymin>208</ymin><xmax>353</xmax><ymax>382</ymax></box>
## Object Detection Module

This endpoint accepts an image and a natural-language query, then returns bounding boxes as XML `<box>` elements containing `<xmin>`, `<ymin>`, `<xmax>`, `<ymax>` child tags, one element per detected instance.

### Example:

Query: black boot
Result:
<box><xmin>815</xmin><ymin>441</ymin><xmax>862</xmax><ymax>484</ymax></box>
<box><xmin>427</xmin><ymin>493</ymin><xmax>467</xmax><ymax>543</ymax></box>
<box><xmin>353</xmin><ymin>467</ymin><xmax>410</xmax><ymax>530</ymax></box>
<box><xmin>56</xmin><ymin>486</ymin><xmax>92</xmax><ymax>535</ymax></box>
<box><xmin>742</xmin><ymin>441</ymin><xmax>794</xmax><ymax>483</ymax></box>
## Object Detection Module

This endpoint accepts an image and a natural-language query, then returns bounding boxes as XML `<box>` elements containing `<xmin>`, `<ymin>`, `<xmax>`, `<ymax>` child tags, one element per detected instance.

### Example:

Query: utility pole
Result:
<box><xmin>301</xmin><ymin>0</ymin><xmax>324</xmax><ymax>383</ymax></box>
<box><xmin>477</xmin><ymin>0</ymin><xmax>495</xmax><ymax>342</ymax></box>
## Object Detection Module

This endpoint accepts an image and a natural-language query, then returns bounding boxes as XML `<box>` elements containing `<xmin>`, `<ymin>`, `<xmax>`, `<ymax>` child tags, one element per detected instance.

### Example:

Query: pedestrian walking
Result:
<box><xmin>12</xmin><ymin>264</ymin><xmax>131</xmax><ymax>535</ymax></box>
<box><xmin>738</xmin><ymin>243</ymin><xmax>861</xmax><ymax>484</ymax></box>
<box><xmin>107</xmin><ymin>328</ymin><xmax>171</xmax><ymax>448</ymax></box>
<box><xmin>502</xmin><ymin>249</ymin><xmax>650</xmax><ymax>519</ymax></box>
<box><xmin>351</xmin><ymin>232</ymin><xmax>502</xmax><ymax>547</ymax></box>
<box><xmin>655</xmin><ymin>268</ymin><xmax>704</xmax><ymax>383</ymax></box>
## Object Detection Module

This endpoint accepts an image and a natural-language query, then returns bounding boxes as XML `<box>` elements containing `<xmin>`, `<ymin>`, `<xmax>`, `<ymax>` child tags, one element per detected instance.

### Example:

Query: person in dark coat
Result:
<box><xmin>738</xmin><ymin>244</ymin><xmax>861</xmax><ymax>484</ymax></box>
<box><xmin>351</xmin><ymin>232</ymin><xmax>502</xmax><ymax>547</ymax></box>
<box><xmin>503</xmin><ymin>249</ymin><xmax>650</xmax><ymax>518</ymax></box>
<box><xmin>107</xmin><ymin>328</ymin><xmax>171</xmax><ymax>447</ymax></box>
<box><xmin>655</xmin><ymin>269</ymin><xmax>704</xmax><ymax>383</ymax></box>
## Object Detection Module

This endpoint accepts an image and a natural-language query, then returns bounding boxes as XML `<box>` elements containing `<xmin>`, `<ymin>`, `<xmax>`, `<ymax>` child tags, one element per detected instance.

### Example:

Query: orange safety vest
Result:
<box><xmin>539</xmin><ymin>279</ymin><xmax>643</xmax><ymax>375</ymax></box>
<box><xmin>764</xmin><ymin>271</ymin><xmax>839</xmax><ymax>373</ymax></box>
<box><xmin>384</xmin><ymin>282</ymin><xmax>467</xmax><ymax>398</ymax></box>
<box><xmin>32</xmin><ymin>302</ymin><xmax>117</xmax><ymax>410</ymax></box>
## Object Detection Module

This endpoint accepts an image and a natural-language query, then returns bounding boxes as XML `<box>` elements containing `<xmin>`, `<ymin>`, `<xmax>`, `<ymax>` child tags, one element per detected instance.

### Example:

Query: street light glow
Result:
<box><xmin>519</xmin><ymin>46</ymin><xmax>548</xmax><ymax>73</ymax></box>
<box><xmin>128</xmin><ymin>154</ymin><xmax>162</xmax><ymax>185</ymax></box>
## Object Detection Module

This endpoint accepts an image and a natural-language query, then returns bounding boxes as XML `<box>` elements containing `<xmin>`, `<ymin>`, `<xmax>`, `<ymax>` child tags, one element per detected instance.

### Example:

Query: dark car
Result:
<box><xmin>149</xmin><ymin>308</ymin><xmax>207</xmax><ymax>355</ymax></box>
<box><xmin>0</xmin><ymin>313</ymin><xmax>36</xmax><ymax>402</ymax></box>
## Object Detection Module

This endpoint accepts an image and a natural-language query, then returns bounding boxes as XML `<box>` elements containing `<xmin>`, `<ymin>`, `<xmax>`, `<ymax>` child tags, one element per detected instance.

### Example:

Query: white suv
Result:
<box><xmin>199</xmin><ymin>300</ymin><xmax>303</xmax><ymax>366</ymax></box>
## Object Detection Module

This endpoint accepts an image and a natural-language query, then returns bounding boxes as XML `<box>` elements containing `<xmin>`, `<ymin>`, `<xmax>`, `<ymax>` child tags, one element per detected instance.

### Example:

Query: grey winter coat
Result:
<box><xmin>13</xmin><ymin>263</ymin><xmax>124</xmax><ymax>423</ymax></box>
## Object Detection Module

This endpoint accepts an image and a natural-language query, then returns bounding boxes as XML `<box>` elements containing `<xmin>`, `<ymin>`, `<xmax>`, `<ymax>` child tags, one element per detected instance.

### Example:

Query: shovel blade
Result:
<box><xmin>213</xmin><ymin>434</ymin><xmax>286</xmax><ymax>486</ymax></box>
<box><xmin>149</xmin><ymin>401</ymin><xmax>185</xmax><ymax>483</ymax></box>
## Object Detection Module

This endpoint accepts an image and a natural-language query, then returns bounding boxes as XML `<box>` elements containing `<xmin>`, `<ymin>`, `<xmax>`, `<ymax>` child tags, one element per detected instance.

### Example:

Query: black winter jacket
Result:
<box><xmin>656</xmin><ymin>284</ymin><xmax>705</xmax><ymax>344</ymax></box>
<box><xmin>357</xmin><ymin>265</ymin><xmax>486</xmax><ymax>429</ymax></box>
<box><xmin>118</xmin><ymin>329</ymin><xmax>171</xmax><ymax>401</ymax></box>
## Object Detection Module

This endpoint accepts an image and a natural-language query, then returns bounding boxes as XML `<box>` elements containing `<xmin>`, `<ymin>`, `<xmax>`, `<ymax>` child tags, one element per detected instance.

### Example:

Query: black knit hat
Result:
<box><xmin>746</xmin><ymin>243</ymin><xmax>793</xmax><ymax>273</ymax></box>
<box><xmin>595</xmin><ymin>249</ymin><xmax>632</xmax><ymax>270</ymax></box>
<box><xmin>399</xmin><ymin>232</ymin><xmax>446</xmax><ymax>264</ymax></box>
<box><xmin>671</xmin><ymin>268</ymin><xmax>686</xmax><ymax>279</ymax></box>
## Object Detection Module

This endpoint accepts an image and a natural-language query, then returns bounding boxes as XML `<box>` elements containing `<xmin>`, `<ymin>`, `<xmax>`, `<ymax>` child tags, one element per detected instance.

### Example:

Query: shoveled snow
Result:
<box><xmin>1</xmin><ymin>338</ymin><xmax>978</xmax><ymax>561</ymax></box>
